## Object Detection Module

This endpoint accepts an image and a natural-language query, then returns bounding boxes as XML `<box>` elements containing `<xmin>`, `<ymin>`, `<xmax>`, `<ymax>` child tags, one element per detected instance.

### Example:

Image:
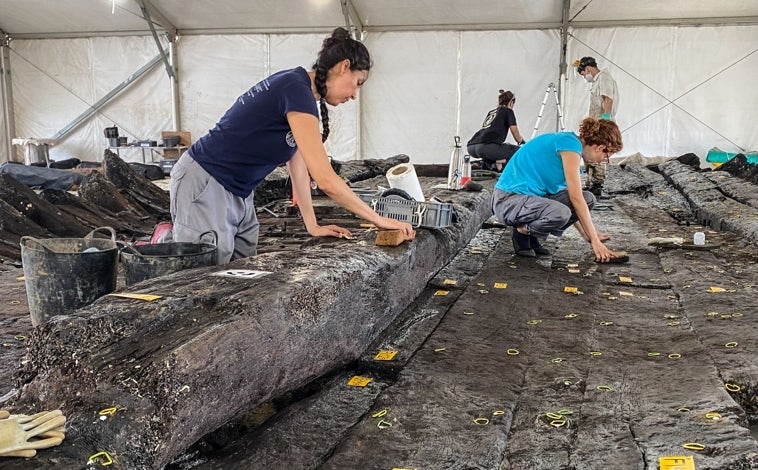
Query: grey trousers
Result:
<box><xmin>169</xmin><ymin>154</ymin><xmax>259</xmax><ymax>265</ymax></box>
<box><xmin>491</xmin><ymin>188</ymin><xmax>596</xmax><ymax>238</ymax></box>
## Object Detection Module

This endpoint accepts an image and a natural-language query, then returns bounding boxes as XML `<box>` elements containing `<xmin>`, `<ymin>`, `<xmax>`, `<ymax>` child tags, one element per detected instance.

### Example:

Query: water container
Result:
<box><xmin>693</xmin><ymin>232</ymin><xmax>705</xmax><ymax>246</ymax></box>
<box><xmin>447</xmin><ymin>136</ymin><xmax>463</xmax><ymax>190</ymax></box>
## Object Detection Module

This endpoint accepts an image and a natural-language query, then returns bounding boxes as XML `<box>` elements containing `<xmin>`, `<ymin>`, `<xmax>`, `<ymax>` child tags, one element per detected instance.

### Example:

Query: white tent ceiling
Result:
<box><xmin>1</xmin><ymin>1</ymin><xmax>757</xmax><ymax>165</ymax></box>
<box><xmin>1</xmin><ymin>0</ymin><xmax>757</xmax><ymax>38</ymax></box>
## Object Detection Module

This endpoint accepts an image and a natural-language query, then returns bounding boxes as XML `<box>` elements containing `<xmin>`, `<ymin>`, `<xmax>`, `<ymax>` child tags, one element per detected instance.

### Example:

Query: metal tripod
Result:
<box><xmin>531</xmin><ymin>82</ymin><xmax>566</xmax><ymax>139</ymax></box>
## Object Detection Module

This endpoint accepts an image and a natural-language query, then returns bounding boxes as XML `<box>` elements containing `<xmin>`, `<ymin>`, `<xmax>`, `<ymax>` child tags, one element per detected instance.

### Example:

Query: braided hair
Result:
<box><xmin>312</xmin><ymin>27</ymin><xmax>372</xmax><ymax>142</ymax></box>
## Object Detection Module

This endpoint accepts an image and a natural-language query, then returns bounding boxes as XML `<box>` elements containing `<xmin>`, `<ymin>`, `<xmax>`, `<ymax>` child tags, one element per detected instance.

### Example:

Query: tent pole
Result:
<box><xmin>340</xmin><ymin>0</ymin><xmax>364</xmax><ymax>39</ymax></box>
<box><xmin>558</xmin><ymin>0</ymin><xmax>570</xmax><ymax>132</ymax></box>
<box><xmin>134</xmin><ymin>0</ymin><xmax>181</xmax><ymax>130</ymax></box>
<box><xmin>169</xmin><ymin>40</ymin><xmax>181</xmax><ymax>131</ymax></box>
<box><xmin>52</xmin><ymin>55</ymin><xmax>163</xmax><ymax>141</ymax></box>
<box><xmin>0</xmin><ymin>31</ymin><xmax>17</xmax><ymax>163</ymax></box>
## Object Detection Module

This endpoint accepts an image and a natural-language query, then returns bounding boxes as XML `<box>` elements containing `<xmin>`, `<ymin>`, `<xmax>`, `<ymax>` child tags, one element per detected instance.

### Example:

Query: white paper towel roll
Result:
<box><xmin>386</xmin><ymin>163</ymin><xmax>425</xmax><ymax>202</ymax></box>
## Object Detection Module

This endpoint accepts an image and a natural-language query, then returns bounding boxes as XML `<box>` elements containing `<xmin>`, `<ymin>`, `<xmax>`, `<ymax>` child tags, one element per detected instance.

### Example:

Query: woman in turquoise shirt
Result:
<box><xmin>491</xmin><ymin>118</ymin><xmax>625</xmax><ymax>263</ymax></box>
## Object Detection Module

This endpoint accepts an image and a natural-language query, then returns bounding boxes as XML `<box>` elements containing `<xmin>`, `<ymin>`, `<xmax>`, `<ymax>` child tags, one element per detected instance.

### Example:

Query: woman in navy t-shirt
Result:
<box><xmin>170</xmin><ymin>28</ymin><xmax>413</xmax><ymax>264</ymax></box>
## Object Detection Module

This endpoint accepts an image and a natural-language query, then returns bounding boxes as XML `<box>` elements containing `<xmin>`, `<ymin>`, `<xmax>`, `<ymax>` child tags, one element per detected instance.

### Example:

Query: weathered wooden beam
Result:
<box><xmin>13</xmin><ymin>186</ymin><xmax>493</xmax><ymax>469</ymax></box>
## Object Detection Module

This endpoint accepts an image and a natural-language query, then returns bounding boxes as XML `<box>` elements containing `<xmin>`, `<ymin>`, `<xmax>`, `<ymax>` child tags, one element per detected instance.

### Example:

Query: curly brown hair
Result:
<box><xmin>578</xmin><ymin>118</ymin><xmax>623</xmax><ymax>154</ymax></box>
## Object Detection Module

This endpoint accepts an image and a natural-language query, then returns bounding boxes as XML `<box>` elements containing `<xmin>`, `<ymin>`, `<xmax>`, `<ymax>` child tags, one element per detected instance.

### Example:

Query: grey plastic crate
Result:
<box><xmin>357</xmin><ymin>192</ymin><xmax>453</xmax><ymax>229</ymax></box>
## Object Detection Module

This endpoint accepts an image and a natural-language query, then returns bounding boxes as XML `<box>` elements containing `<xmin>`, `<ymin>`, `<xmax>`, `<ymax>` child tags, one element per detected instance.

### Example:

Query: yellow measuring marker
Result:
<box><xmin>564</xmin><ymin>286</ymin><xmax>578</xmax><ymax>293</ymax></box>
<box><xmin>494</xmin><ymin>282</ymin><xmax>508</xmax><ymax>289</ymax></box>
<box><xmin>618</xmin><ymin>276</ymin><xmax>633</xmax><ymax>283</ymax></box>
<box><xmin>443</xmin><ymin>279</ymin><xmax>457</xmax><ymax>285</ymax></box>
<box><xmin>434</xmin><ymin>290</ymin><xmax>449</xmax><ymax>296</ymax></box>
<box><xmin>659</xmin><ymin>455</ymin><xmax>695</xmax><ymax>470</ymax></box>
<box><xmin>374</xmin><ymin>350</ymin><xmax>397</xmax><ymax>361</ymax></box>
<box><xmin>347</xmin><ymin>376</ymin><xmax>373</xmax><ymax>387</ymax></box>
<box><xmin>107</xmin><ymin>293</ymin><xmax>162</xmax><ymax>302</ymax></box>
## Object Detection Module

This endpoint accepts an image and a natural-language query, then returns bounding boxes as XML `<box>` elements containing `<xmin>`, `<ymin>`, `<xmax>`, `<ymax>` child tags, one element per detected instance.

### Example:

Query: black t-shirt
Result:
<box><xmin>467</xmin><ymin>107</ymin><xmax>517</xmax><ymax>146</ymax></box>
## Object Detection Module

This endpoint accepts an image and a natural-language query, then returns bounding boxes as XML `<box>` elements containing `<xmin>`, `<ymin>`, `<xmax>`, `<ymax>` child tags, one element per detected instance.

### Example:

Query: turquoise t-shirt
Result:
<box><xmin>494</xmin><ymin>132</ymin><xmax>582</xmax><ymax>196</ymax></box>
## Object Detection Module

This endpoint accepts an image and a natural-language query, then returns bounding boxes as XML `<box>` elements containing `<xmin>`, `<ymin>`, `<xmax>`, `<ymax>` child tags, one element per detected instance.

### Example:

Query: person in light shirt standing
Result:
<box><xmin>575</xmin><ymin>56</ymin><xmax>619</xmax><ymax>197</ymax></box>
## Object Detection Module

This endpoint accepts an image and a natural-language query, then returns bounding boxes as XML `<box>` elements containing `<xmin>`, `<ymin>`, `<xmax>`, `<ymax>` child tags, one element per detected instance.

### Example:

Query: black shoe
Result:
<box><xmin>529</xmin><ymin>236</ymin><xmax>551</xmax><ymax>256</ymax></box>
<box><xmin>589</xmin><ymin>184</ymin><xmax>603</xmax><ymax>197</ymax></box>
<box><xmin>512</xmin><ymin>229</ymin><xmax>536</xmax><ymax>257</ymax></box>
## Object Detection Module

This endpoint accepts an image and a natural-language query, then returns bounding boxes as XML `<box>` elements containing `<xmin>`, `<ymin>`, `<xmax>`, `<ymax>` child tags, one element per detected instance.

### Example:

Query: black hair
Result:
<box><xmin>577</xmin><ymin>56</ymin><xmax>597</xmax><ymax>73</ymax></box>
<box><xmin>312</xmin><ymin>27</ymin><xmax>372</xmax><ymax>142</ymax></box>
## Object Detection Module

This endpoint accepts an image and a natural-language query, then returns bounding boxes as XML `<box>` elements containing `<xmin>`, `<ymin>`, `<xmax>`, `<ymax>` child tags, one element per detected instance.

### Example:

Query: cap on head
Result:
<box><xmin>575</xmin><ymin>56</ymin><xmax>597</xmax><ymax>74</ymax></box>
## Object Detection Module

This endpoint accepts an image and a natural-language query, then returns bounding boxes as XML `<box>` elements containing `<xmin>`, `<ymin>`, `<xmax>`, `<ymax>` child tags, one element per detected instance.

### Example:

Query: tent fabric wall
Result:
<box><xmin>5</xmin><ymin>24</ymin><xmax>758</xmax><ymax>165</ymax></box>
<box><xmin>566</xmin><ymin>24</ymin><xmax>758</xmax><ymax>159</ymax></box>
<box><xmin>10</xmin><ymin>36</ymin><xmax>169</xmax><ymax>163</ymax></box>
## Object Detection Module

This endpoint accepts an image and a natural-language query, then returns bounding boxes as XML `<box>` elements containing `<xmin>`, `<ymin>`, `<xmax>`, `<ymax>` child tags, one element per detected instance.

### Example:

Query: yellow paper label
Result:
<box><xmin>494</xmin><ymin>283</ymin><xmax>507</xmax><ymax>289</ymax></box>
<box><xmin>347</xmin><ymin>376</ymin><xmax>372</xmax><ymax>387</ymax></box>
<box><xmin>374</xmin><ymin>350</ymin><xmax>397</xmax><ymax>361</ymax></box>
<box><xmin>434</xmin><ymin>290</ymin><xmax>449</xmax><ymax>296</ymax></box>
<box><xmin>568</xmin><ymin>269</ymin><xmax>580</xmax><ymax>274</ymax></box>
<box><xmin>566</xmin><ymin>263</ymin><xmax>579</xmax><ymax>268</ymax></box>
<box><xmin>707</xmin><ymin>286</ymin><xmax>726</xmax><ymax>293</ymax></box>
<box><xmin>107</xmin><ymin>293</ymin><xmax>162</xmax><ymax>302</ymax></box>
<box><xmin>619</xmin><ymin>276</ymin><xmax>633</xmax><ymax>283</ymax></box>
<box><xmin>618</xmin><ymin>291</ymin><xmax>634</xmax><ymax>296</ymax></box>
<box><xmin>659</xmin><ymin>455</ymin><xmax>695</xmax><ymax>470</ymax></box>
<box><xmin>443</xmin><ymin>279</ymin><xmax>457</xmax><ymax>285</ymax></box>
<box><xmin>564</xmin><ymin>286</ymin><xmax>578</xmax><ymax>293</ymax></box>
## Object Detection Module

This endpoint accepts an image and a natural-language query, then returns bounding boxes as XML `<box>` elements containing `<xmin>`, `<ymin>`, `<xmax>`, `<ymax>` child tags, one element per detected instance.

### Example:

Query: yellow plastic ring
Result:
<box><xmin>557</xmin><ymin>409</ymin><xmax>573</xmax><ymax>415</ymax></box>
<box><xmin>667</xmin><ymin>321</ymin><xmax>681</xmax><ymax>326</ymax></box>
<box><xmin>371</xmin><ymin>409</ymin><xmax>388</xmax><ymax>418</ymax></box>
<box><xmin>9</xmin><ymin>300</ymin><xmax>20</xmax><ymax>305</ymax></box>
<box><xmin>668</xmin><ymin>353</ymin><xmax>681</xmax><ymax>359</ymax></box>
<box><xmin>98</xmin><ymin>407</ymin><xmax>117</xmax><ymax>416</ymax></box>
<box><xmin>590</xmin><ymin>351</ymin><xmax>602</xmax><ymax>357</ymax></box>
<box><xmin>546</xmin><ymin>412</ymin><xmax>562</xmax><ymax>420</ymax></box>
<box><xmin>596</xmin><ymin>385</ymin><xmax>614</xmax><ymax>392</ymax></box>
<box><xmin>506</xmin><ymin>349</ymin><xmax>520</xmax><ymax>356</ymax></box>
<box><xmin>473</xmin><ymin>417</ymin><xmax>490</xmax><ymax>425</ymax></box>
<box><xmin>88</xmin><ymin>452</ymin><xmax>113</xmax><ymax>466</ymax></box>
<box><xmin>732</xmin><ymin>312</ymin><xmax>743</xmax><ymax>317</ymax></box>
<box><xmin>647</xmin><ymin>352</ymin><xmax>661</xmax><ymax>357</ymax></box>
<box><xmin>724</xmin><ymin>342</ymin><xmax>738</xmax><ymax>348</ymax></box>
<box><xmin>551</xmin><ymin>357</ymin><xmax>564</xmax><ymax>363</ymax></box>
<box><xmin>725</xmin><ymin>383</ymin><xmax>742</xmax><ymax>392</ymax></box>
<box><xmin>677</xmin><ymin>407</ymin><xmax>690</xmax><ymax>412</ymax></box>
<box><xmin>14</xmin><ymin>335</ymin><xmax>26</xmax><ymax>341</ymax></box>
<box><xmin>492</xmin><ymin>410</ymin><xmax>505</xmax><ymax>416</ymax></box>
<box><xmin>564</xmin><ymin>313</ymin><xmax>578</xmax><ymax>318</ymax></box>
<box><xmin>434</xmin><ymin>348</ymin><xmax>446</xmax><ymax>353</ymax></box>
<box><xmin>549</xmin><ymin>419</ymin><xmax>566</xmax><ymax>427</ymax></box>
<box><xmin>377</xmin><ymin>419</ymin><xmax>393</xmax><ymax>429</ymax></box>
<box><xmin>599</xmin><ymin>321</ymin><xmax>613</xmax><ymax>326</ymax></box>
<box><xmin>705</xmin><ymin>412</ymin><xmax>721</xmax><ymax>420</ymax></box>
<box><xmin>682</xmin><ymin>442</ymin><xmax>705</xmax><ymax>451</ymax></box>
<box><xmin>527</xmin><ymin>319</ymin><xmax>542</xmax><ymax>325</ymax></box>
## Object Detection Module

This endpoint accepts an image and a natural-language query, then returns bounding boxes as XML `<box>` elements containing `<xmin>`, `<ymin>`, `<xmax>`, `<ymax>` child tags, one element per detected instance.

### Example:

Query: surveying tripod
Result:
<box><xmin>531</xmin><ymin>82</ymin><xmax>566</xmax><ymax>139</ymax></box>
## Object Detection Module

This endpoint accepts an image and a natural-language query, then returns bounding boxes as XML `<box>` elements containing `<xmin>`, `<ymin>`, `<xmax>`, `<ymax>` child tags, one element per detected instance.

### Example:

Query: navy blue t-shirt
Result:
<box><xmin>188</xmin><ymin>67</ymin><xmax>319</xmax><ymax>197</ymax></box>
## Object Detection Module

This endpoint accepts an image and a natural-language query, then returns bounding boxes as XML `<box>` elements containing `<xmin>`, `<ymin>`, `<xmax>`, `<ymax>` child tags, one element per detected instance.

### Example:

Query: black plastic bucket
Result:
<box><xmin>120</xmin><ymin>231</ymin><xmax>217</xmax><ymax>286</ymax></box>
<box><xmin>21</xmin><ymin>227</ymin><xmax>119</xmax><ymax>326</ymax></box>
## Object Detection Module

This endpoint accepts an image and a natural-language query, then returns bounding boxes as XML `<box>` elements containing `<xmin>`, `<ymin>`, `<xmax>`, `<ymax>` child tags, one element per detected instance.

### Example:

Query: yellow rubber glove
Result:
<box><xmin>0</xmin><ymin>410</ymin><xmax>66</xmax><ymax>458</ymax></box>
